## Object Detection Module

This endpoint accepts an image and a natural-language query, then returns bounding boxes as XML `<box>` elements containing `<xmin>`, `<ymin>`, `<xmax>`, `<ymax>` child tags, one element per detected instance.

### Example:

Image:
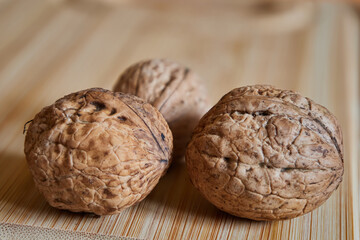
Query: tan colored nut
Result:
<box><xmin>24</xmin><ymin>88</ymin><xmax>173</xmax><ymax>215</ymax></box>
<box><xmin>113</xmin><ymin>59</ymin><xmax>209</xmax><ymax>158</ymax></box>
<box><xmin>186</xmin><ymin>85</ymin><xmax>344</xmax><ymax>220</ymax></box>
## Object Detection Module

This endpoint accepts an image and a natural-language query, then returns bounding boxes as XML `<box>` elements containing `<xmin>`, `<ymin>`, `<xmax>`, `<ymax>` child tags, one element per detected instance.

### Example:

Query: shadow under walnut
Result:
<box><xmin>0</xmin><ymin>153</ymin><xmax>48</xmax><ymax>215</ymax></box>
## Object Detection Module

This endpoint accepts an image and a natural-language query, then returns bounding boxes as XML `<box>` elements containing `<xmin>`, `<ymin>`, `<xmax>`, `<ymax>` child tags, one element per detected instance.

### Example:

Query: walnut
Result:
<box><xmin>186</xmin><ymin>85</ymin><xmax>344</xmax><ymax>220</ymax></box>
<box><xmin>113</xmin><ymin>59</ymin><xmax>209</xmax><ymax>158</ymax></box>
<box><xmin>24</xmin><ymin>88</ymin><xmax>173</xmax><ymax>215</ymax></box>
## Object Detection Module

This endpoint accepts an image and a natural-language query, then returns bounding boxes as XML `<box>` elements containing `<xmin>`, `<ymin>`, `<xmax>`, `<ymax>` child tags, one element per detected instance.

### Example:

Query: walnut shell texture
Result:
<box><xmin>113</xmin><ymin>59</ymin><xmax>209</xmax><ymax>158</ymax></box>
<box><xmin>24</xmin><ymin>88</ymin><xmax>173</xmax><ymax>215</ymax></box>
<box><xmin>186</xmin><ymin>85</ymin><xmax>344</xmax><ymax>220</ymax></box>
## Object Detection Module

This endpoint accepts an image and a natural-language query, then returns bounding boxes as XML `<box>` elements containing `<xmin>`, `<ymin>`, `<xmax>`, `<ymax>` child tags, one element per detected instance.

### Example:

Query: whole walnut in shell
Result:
<box><xmin>113</xmin><ymin>59</ymin><xmax>209</xmax><ymax>158</ymax></box>
<box><xmin>186</xmin><ymin>85</ymin><xmax>344</xmax><ymax>220</ymax></box>
<box><xmin>24</xmin><ymin>88</ymin><xmax>172</xmax><ymax>215</ymax></box>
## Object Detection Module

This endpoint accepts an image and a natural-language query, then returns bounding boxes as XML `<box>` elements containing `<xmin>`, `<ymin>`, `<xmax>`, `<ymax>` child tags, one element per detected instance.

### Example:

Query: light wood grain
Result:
<box><xmin>0</xmin><ymin>1</ymin><xmax>358</xmax><ymax>239</ymax></box>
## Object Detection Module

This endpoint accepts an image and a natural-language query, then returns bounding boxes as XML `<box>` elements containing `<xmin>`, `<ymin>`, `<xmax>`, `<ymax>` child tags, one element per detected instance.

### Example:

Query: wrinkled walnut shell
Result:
<box><xmin>113</xmin><ymin>59</ymin><xmax>209</xmax><ymax>158</ymax></box>
<box><xmin>186</xmin><ymin>85</ymin><xmax>344</xmax><ymax>220</ymax></box>
<box><xmin>24</xmin><ymin>88</ymin><xmax>173</xmax><ymax>215</ymax></box>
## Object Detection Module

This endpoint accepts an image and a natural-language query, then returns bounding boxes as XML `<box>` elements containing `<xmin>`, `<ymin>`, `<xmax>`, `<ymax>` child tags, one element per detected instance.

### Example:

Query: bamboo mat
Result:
<box><xmin>0</xmin><ymin>1</ymin><xmax>359</xmax><ymax>239</ymax></box>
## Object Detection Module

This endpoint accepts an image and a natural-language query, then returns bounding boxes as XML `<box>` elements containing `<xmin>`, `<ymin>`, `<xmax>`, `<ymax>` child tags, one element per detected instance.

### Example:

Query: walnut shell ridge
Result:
<box><xmin>186</xmin><ymin>85</ymin><xmax>344</xmax><ymax>220</ymax></box>
<box><xmin>24</xmin><ymin>88</ymin><xmax>173</xmax><ymax>215</ymax></box>
<box><xmin>113</xmin><ymin>59</ymin><xmax>209</xmax><ymax>158</ymax></box>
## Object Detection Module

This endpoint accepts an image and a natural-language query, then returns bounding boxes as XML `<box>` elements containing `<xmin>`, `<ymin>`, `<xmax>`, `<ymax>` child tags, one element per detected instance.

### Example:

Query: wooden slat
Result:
<box><xmin>0</xmin><ymin>1</ymin><xmax>358</xmax><ymax>239</ymax></box>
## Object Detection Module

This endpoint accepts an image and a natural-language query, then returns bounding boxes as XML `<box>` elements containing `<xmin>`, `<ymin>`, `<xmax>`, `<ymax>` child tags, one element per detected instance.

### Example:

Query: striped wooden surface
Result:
<box><xmin>0</xmin><ymin>1</ymin><xmax>359</xmax><ymax>239</ymax></box>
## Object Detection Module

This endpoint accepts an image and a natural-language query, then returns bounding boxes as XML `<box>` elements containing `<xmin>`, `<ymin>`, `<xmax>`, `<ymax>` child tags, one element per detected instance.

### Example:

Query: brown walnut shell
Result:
<box><xmin>186</xmin><ymin>85</ymin><xmax>344</xmax><ymax>220</ymax></box>
<box><xmin>24</xmin><ymin>88</ymin><xmax>173</xmax><ymax>215</ymax></box>
<box><xmin>113</xmin><ymin>59</ymin><xmax>209</xmax><ymax>158</ymax></box>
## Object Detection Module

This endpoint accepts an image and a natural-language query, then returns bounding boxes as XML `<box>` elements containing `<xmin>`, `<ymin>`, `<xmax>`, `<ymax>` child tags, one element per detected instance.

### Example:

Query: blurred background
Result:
<box><xmin>0</xmin><ymin>0</ymin><xmax>357</xmax><ymax>107</ymax></box>
<box><xmin>0</xmin><ymin>0</ymin><xmax>359</xmax><ymax>239</ymax></box>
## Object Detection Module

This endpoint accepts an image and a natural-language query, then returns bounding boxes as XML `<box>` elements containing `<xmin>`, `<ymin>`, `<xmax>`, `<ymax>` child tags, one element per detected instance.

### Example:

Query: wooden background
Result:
<box><xmin>0</xmin><ymin>1</ymin><xmax>359</xmax><ymax>239</ymax></box>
